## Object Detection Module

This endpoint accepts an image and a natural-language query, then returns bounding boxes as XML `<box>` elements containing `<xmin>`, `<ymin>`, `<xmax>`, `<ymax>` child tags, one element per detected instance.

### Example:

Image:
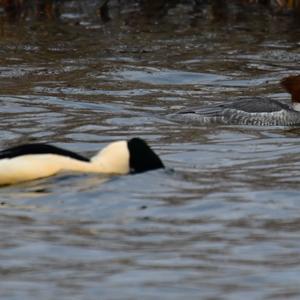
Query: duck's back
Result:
<box><xmin>0</xmin><ymin>143</ymin><xmax>89</xmax><ymax>161</ymax></box>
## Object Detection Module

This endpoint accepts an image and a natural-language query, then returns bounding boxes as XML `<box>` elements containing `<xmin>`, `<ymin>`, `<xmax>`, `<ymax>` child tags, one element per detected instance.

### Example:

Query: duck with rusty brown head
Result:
<box><xmin>169</xmin><ymin>75</ymin><xmax>300</xmax><ymax>126</ymax></box>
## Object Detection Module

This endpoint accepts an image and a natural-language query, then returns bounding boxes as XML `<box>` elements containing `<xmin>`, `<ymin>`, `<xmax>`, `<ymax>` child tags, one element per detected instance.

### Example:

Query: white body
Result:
<box><xmin>0</xmin><ymin>141</ymin><xmax>130</xmax><ymax>185</ymax></box>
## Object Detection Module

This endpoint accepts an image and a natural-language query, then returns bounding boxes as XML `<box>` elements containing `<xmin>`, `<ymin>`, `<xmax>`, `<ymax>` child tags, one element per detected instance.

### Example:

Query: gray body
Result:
<box><xmin>169</xmin><ymin>98</ymin><xmax>300</xmax><ymax>126</ymax></box>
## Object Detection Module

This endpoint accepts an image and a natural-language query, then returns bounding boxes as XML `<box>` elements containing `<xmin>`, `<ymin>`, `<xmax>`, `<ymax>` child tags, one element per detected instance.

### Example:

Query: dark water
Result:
<box><xmin>1</xmin><ymin>6</ymin><xmax>300</xmax><ymax>300</ymax></box>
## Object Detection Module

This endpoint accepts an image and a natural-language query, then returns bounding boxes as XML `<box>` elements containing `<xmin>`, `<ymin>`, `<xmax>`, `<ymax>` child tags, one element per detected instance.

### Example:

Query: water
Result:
<box><xmin>1</xmin><ymin>5</ymin><xmax>300</xmax><ymax>299</ymax></box>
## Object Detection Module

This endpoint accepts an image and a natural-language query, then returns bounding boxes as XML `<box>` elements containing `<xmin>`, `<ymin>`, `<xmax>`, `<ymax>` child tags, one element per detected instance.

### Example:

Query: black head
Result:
<box><xmin>127</xmin><ymin>138</ymin><xmax>164</xmax><ymax>174</ymax></box>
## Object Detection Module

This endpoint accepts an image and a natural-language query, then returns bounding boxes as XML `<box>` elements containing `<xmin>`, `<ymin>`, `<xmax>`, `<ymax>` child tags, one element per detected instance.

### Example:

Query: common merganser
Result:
<box><xmin>169</xmin><ymin>75</ymin><xmax>300</xmax><ymax>126</ymax></box>
<box><xmin>0</xmin><ymin>138</ymin><xmax>164</xmax><ymax>186</ymax></box>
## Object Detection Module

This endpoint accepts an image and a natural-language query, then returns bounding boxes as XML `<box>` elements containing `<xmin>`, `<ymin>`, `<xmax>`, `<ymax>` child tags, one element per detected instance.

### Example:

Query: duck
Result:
<box><xmin>0</xmin><ymin>138</ymin><xmax>164</xmax><ymax>186</ymax></box>
<box><xmin>169</xmin><ymin>75</ymin><xmax>300</xmax><ymax>126</ymax></box>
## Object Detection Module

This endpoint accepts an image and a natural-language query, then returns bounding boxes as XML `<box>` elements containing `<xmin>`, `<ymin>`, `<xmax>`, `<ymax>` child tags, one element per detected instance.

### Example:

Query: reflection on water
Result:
<box><xmin>1</xmin><ymin>6</ymin><xmax>300</xmax><ymax>300</ymax></box>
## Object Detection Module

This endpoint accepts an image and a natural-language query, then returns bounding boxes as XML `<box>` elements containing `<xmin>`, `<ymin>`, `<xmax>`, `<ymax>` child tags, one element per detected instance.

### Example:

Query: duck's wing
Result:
<box><xmin>0</xmin><ymin>143</ymin><xmax>89</xmax><ymax>162</ymax></box>
<box><xmin>224</xmin><ymin>98</ymin><xmax>291</xmax><ymax>113</ymax></box>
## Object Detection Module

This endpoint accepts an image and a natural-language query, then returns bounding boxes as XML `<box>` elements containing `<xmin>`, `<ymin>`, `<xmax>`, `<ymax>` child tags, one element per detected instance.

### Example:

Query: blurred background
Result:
<box><xmin>0</xmin><ymin>0</ymin><xmax>299</xmax><ymax>22</ymax></box>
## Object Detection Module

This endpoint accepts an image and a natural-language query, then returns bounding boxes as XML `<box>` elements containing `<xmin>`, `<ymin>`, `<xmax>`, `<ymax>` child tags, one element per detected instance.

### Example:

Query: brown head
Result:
<box><xmin>281</xmin><ymin>75</ymin><xmax>300</xmax><ymax>104</ymax></box>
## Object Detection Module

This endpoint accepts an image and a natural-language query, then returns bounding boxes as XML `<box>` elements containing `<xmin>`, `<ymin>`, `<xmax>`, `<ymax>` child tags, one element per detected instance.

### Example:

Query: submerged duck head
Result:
<box><xmin>128</xmin><ymin>138</ymin><xmax>164</xmax><ymax>173</ymax></box>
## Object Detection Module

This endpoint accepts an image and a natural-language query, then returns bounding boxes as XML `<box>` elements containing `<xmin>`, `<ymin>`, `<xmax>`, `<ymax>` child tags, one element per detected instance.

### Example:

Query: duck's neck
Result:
<box><xmin>59</xmin><ymin>140</ymin><xmax>130</xmax><ymax>174</ymax></box>
<box><xmin>88</xmin><ymin>140</ymin><xmax>130</xmax><ymax>174</ymax></box>
<box><xmin>57</xmin><ymin>141</ymin><xmax>129</xmax><ymax>174</ymax></box>
<box><xmin>293</xmin><ymin>102</ymin><xmax>300</xmax><ymax>112</ymax></box>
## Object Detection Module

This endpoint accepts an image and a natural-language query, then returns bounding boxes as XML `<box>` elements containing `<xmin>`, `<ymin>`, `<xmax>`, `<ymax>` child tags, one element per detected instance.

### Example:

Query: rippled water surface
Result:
<box><xmin>1</xmin><ymin>7</ymin><xmax>300</xmax><ymax>300</ymax></box>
